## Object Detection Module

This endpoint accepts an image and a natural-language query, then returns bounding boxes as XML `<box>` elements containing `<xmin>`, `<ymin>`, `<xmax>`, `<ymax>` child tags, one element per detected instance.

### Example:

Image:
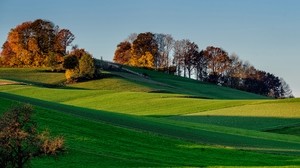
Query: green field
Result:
<box><xmin>1</xmin><ymin>68</ymin><xmax>300</xmax><ymax>167</ymax></box>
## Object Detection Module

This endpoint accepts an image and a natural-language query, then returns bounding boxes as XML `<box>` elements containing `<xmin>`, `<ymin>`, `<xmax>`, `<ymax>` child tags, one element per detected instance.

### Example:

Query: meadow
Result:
<box><xmin>0</xmin><ymin>68</ymin><xmax>300</xmax><ymax>167</ymax></box>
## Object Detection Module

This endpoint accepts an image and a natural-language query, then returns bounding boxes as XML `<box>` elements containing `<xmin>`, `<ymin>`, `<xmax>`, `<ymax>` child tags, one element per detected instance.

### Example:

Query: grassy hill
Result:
<box><xmin>0</xmin><ymin>67</ymin><xmax>300</xmax><ymax>167</ymax></box>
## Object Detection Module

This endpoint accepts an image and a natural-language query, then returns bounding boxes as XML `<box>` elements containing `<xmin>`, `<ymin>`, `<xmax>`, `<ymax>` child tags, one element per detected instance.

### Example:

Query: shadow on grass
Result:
<box><xmin>1</xmin><ymin>92</ymin><xmax>300</xmax><ymax>159</ymax></box>
<box><xmin>163</xmin><ymin>115</ymin><xmax>300</xmax><ymax>132</ymax></box>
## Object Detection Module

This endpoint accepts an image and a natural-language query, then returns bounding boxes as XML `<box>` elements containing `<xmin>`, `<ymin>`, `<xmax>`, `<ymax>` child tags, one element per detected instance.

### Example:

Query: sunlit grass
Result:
<box><xmin>0</xmin><ymin>68</ymin><xmax>65</xmax><ymax>85</ymax></box>
<box><xmin>1</xmin><ymin>67</ymin><xmax>300</xmax><ymax>167</ymax></box>
<box><xmin>1</xmin><ymin>97</ymin><xmax>300</xmax><ymax>167</ymax></box>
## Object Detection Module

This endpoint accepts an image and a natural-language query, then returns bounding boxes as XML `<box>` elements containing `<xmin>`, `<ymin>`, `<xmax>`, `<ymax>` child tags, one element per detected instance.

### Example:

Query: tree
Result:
<box><xmin>113</xmin><ymin>41</ymin><xmax>132</xmax><ymax>65</ymax></box>
<box><xmin>194</xmin><ymin>50</ymin><xmax>208</xmax><ymax>81</ymax></box>
<box><xmin>137</xmin><ymin>51</ymin><xmax>154</xmax><ymax>68</ymax></box>
<box><xmin>154</xmin><ymin>33</ymin><xmax>174</xmax><ymax>68</ymax></box>
<box><xmin>64</xmin><ymin>48</ymin><xmax>95</xmax><ymax>81</ymax></box>
<box><xmin>132</xmin><ymin>32</ymin><xmax>158</xmax><ymax>68</ymax></box>
<box><xmin>225</xmin><ymin>53</ymin><xmax>243</xmax><ymax>88</ymax></box>
<box><xmin>173</xmin><ymin>39</ymin><xmax>188</xmax><ymax>77</ymax></box>
<box><xmin>184</xmin><ymin>41</ymin><xmax>199</xmax><ymax>78</ymax></box>
<box><xmin>0</xmin><ymin>19</ymin><xmax>74</xmax><ymax>67</ymax></box>
<box><xmin>31</xmin><ymin>19</ymin><xmax>56</xmax><ymax>54</ymax></box>
<box><xmin>125</xmin><ymin>33</ymin><xmax>138</xmax><ymax>43</ymax></box>
<box><xmin>79</xmin><ymin>52</ymin><xmax>95</xmax><ymax>79</ymax></box>
<box><xmin>279</xmin><ymin>78</ymin><xmax>294</xmax><ymax>98</ymax></box>
<box><xmin>54</xmin><ymin>29</ymin><xmax>75</xmax><ymax>56</ymax></box>
<box><xmin>63</xmin><ymin>55</ymin><xmax>79</xmax><ymax>69</ymax></box>
<box><xmin>203</xmin><ymin>46</ymin><xmax>231</xmax><ymax>84</ymax></box>
<box><xmin>63</xmin><ymin>55</ymin><xmax>79</xmax><ymax>81</ymax></box>
<box><xmin>0</xmin><ymin>104</ymin><xmax>64</xmax><ymax>168</ymax></box>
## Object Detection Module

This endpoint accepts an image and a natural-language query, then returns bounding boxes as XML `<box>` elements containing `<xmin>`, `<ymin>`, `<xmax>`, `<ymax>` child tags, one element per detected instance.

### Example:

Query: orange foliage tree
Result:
<box><xmin>0</xmin><ymin>19</ymin><xmax>74</xmax><ymax>68</ymax></box>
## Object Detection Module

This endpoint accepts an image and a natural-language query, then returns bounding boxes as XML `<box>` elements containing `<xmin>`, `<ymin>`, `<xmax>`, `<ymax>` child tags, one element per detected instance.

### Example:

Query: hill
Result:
<box><xmin>0</xmin><ymin>67</ymin><xmax>300</xmax><ymax>167</ymax></box>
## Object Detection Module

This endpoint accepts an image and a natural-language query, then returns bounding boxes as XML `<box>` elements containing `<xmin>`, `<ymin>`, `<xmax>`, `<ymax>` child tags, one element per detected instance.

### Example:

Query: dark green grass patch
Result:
<box><xmin>168</xmin><ymin>115</ymin><xmax>300</xmax><ymax>131</ymax></box>
<box><xmin>125</xmin><ymin>66</ymin><xmax>268</xmax><ymax>99</ymax></box>
<box><xmin>1</xmin><ymin>92</ymin><xmax>300</xmax><ymax>156</ymax></box>
<box><xmin>1</xmin><ymin>97</ymin><xmax>300</xmax><ymax>167</ymax></box>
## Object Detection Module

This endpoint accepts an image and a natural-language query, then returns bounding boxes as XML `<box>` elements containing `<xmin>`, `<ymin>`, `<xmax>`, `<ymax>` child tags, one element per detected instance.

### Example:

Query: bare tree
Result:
<box><xmin>173</xmin><ymin>39</ymin><xmax>188</xmax><ymax>76</ymax></box>
<box><xmin>154</xmin><ymin>33</ymin><xmax>174</xmax><ymax>69</ymax></box>
<box><xmin>194</xmin><ymin>50</ymin><xmax>208</xmax><ymax>81</ymax></box>
<box><xmin>184</xmin><ymin>41</ymin><xmax>199</xmax><ymax>78</ymax></box>
<box><xmin>126</xmin><ymin>33</ymin><xmax>138</xmax><ymax>43</ymax></box>
<box><xmin>279</xmin><ymin>78</ymin><xmax>294</xmax><ymax>98</ymax></box>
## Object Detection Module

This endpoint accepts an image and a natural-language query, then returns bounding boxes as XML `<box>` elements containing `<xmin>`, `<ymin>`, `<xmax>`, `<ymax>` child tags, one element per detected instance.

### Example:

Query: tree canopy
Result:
<box><xmin>0</xmin><ymin>19</ymin><xmax>74</xmax><ymax>68</ymax></box>
<box><xmin>113</xmin><ymin>32</ymin><xmax>293</xmax><ymax>98</ymax></box>
<box><xmin>0</xmin><ymin>19</ymin><xmax>97</xmax><ymax>82</ymax></box>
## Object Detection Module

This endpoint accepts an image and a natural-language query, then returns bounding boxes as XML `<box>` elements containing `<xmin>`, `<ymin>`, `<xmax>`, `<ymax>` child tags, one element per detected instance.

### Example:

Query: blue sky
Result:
<box><xmin>1</xmin><ymin>0</ymin><xmax>300</xmax><ymax>97</ymax></box>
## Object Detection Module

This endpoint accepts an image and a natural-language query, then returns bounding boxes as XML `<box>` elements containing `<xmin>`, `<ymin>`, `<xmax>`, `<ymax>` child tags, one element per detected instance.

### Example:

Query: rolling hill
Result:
<box><xmin>0</xmin><ymin>67</ymin><xmax>300</xmax><ymax>167</ymax></box>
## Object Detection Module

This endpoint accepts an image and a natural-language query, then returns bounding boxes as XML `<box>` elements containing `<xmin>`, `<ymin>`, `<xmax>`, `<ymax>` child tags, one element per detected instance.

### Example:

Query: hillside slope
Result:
<box><xmin>1</xmin><ymin>97</ymin><xmax>299</xmax><ymax>167</ymax></box>
<box><xmin>0</xmin><ymin>67</ymin><xmax>268</xmax><ymax>99</ymax></box>
<box><xmin>1</xmin><ymin>67</ymin><xmax>300</xmax><ymax>167</ymax></box>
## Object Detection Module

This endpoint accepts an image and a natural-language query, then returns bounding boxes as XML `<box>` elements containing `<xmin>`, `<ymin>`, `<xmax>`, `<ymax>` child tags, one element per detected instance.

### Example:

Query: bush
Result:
<box><xmin>0</xmin><ymin>104</ymin><xmax>65</xmax><ymax>168</ymax></box>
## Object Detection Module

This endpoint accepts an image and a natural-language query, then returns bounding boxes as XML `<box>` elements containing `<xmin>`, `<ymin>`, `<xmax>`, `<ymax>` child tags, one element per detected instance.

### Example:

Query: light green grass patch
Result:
<box><xmin>2</xmin><ymin>97</ymin><xmax>299</xmax><ymax>167</ymax></box>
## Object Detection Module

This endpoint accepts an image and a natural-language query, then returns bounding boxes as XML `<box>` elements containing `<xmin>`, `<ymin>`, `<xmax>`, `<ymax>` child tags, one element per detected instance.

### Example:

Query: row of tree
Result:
<box><xmin>0</xmin><ymin>19</ymin><xmax>96</xmax><ymax>81</ymax></box>
<box><xmin>113</xmin><ymin>32</ymin><xmax>293</xmax><ymax>98</ymax></box>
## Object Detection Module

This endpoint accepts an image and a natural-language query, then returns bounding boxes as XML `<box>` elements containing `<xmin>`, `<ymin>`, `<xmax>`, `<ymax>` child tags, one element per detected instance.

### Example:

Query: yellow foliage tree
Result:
<box><xmin>137</xmin><ymin>52</ymin><xmax>154</xmax><ymax>68</ymax></box>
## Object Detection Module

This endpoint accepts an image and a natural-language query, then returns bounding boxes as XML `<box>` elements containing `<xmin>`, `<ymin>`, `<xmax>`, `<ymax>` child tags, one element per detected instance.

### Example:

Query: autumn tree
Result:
<box><xmin>113</xmin><ymin>32</ymin><xmax>293</xmax><ymax>98</ymax></box>
<box><xmin>54</xmin><ymin>29</ymin><xmax>75</xmax><ymax>56</ymax></box>
<box><xmin>113</xmin><ymin>41</ymin><xmax>132</xmax><ymax>65</ymax></box>
<box><xmin>0</xmin><ymin>104</ymin><xmax>64</xmax><ymax>168</ymax></box>
<box><xmin>137</xmin><ymin>52</ymin><xmax>154</xmax><ymax>68</ymax></box>
<box><xmin>203</xmin><ymin>46</ymin><xmax>231</xmax><ymax>84</ymax></box>
<box><xmin>0</xmin><ymin>19</ymin><xmax>74</xmax><ymax>68</ymax></box>
<box><xmin>131</xmin><ymin>32</ymin><xmax>157</xmax><ymax>69</ymax></box>
<box><xmin>64</xmin><ymin>48</ymin><xmax>95</xmax><ymax>81</ymax></box>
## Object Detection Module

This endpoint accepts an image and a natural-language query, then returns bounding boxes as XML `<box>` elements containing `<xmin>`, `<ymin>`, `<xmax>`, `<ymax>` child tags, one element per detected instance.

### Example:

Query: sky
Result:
<box><xmin>0</xmin><ymin>0</ymin><xmax>300</xmax><ymax>97</ymax></box>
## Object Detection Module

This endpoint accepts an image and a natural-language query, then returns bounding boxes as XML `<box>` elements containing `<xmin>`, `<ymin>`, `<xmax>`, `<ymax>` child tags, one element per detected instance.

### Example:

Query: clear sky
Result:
<box><xmin>1</xmin><ymin>0</ymin><xmax>299</xmax><ymax>97</ymax></box>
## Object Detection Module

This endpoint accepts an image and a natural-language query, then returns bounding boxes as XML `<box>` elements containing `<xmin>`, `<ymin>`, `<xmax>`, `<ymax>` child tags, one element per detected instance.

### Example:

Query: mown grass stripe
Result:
<box><xmin>1</xmin><ymin>92</ymin><xmax>300</xmax><ymax>155</ymax></box>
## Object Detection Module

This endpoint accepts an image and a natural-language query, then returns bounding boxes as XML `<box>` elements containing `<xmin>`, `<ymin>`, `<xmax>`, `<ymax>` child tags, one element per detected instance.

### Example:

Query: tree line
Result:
<box><xmin>113</xmin><ymin>32</ymin><xmax>293</xmax><ymax>98</ymax></box>
<box><xmin>0</xmin><ymin>19</ymin><xmax>96</xmax><ymax>82</ymax></box>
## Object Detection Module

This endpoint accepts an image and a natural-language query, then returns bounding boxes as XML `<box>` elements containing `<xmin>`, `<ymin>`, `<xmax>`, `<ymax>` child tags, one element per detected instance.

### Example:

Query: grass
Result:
<box><xmin>69</xmin><ymin>76</ymin><xmax>152</xmax><ymax>92</ymax></box>
<box><xmin>0</xmin><ymin>68</ymin><xmax>66</xmax><ymax>87</ymax></box>
<box><xmin>1</xmin><ymin>90</ymin><xmax>300</xmax><ymax>155</ymax></box>
<box><xmin>0</xmin><ymin>85</ymin><xmax>262</xmax><ymax>116</ymax></box>
<box><xmin>125</xmin><ymin>66</ymin><xmax>269</xmax><ymax>99</ymax></box>
<box><xmin>1</xmin><ymin>67</ymin><xmax>300</xmax><ymax>167</ymax></box>
<box><xmin>170</xmin><ymin>98</ymin><xmax>300</xmax><ymax>130</ymax></box>
<box><xmin>1</xmin><ymin>97</ymin><xmax>300</xmax><ymax>167</ymax></box>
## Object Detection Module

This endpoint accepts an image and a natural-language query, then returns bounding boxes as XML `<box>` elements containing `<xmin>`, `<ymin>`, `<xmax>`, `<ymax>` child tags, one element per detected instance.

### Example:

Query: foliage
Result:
<box><xmin>79</xmin><ymin>53</ymin><xmax>95</xmax><ymax>79</ymax></box>
<box><xmin>114</xmin><ymin>32</ymin><xmax>293</xmax><ymax>98</ymax></box>
<box><xmin>65</xmin><ymin>68</ymin><xmax>79</xmax><ymax>81</ymax></box>
<box><xmin>63</xmin><ymin>55</ymin><xmax>79</xmax><ymax>70</ymax></box>
<box><xmin>0</xmin><ymin>19</ymin><xmax>74</xmax><ymax>68</ymax></box>
<box><xmin>63</xmin><ymin>48</ymin><xmax>95</xmax><ymax>81</ymax></box>
<box><xmin>0</xmin><ymin>104</ymin><xmax>64</xmax><ymax>168</ymax></box>
<box><xmin>113</xmin><ymin>41</ymin><xmax>132</xmax><ymax>65</ymax></box>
